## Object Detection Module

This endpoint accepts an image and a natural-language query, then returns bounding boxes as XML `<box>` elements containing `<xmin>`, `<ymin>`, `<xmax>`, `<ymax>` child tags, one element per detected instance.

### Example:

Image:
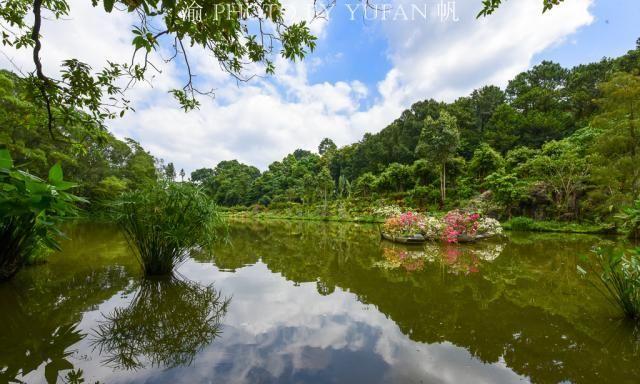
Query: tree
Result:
<box><xmin>190</xmin><ymin>168</ymin><xmax>215</xmax><ymax>185</ymax></box>
<box><xmin>164</xmin><ymin>163</ymin><xmax>176</xmax><ymax>182</ymax></box>
<box><xmin>354</xmin><ymin>172</ymin><xmax>377</xmax><ymax>198</ymax></box>
<box><xmin>415</xmin><ymin>110</ymin><xmax>460</xmax><ymax>206</ymax></box>
<box><xmin>377</xmin><ymin>163</ymin><xmax>413</xmax><ymax>193</ymax></box>
<box><xmin>469</xmin><ymin>143</ymin><xmax>504</xmax><ymax>184</ymax></box>
<box><xmin>179</xmin><ymin>168</ymin><xmax>186</xmax><ymax>182</ymax></box>
<box><xmin>317</xmin><ymin>167</ymin><xmax>334</xmax><ymax>214</ymax></box>
<box><xmin>590</xmin><ymin>72</ymin><xmax>640</xmax><ymax>208</ymax></box>
<box><xmin>1</xmin><ymin>0</ymin><xmax>317</xmax><ymax>137</ymax></box>
<box><xmin>318</xmin><ymin>138</ymin><xmax>337</xmax><ymax>155</ymax></box>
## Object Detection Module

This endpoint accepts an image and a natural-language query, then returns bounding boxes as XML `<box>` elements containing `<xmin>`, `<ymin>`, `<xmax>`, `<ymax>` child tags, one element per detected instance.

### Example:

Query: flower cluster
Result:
<box><xmin>373</xmin><ymin>205</ymin><xmax>403</xmax><ymax>218</ymax></box>
<box><xmin>476</xmin><ymin>217</ymin><xmax>503</xmax><ymax>237</ymax></box>
<box><xmin>383</xmin><ymin>211</ymin><xmax>426</xmax><ymax>236</ymax></box>
<box><xmin>382</xmin><ymin>210</ymin><xmax>503</xmax><ymax>243</ymax></box>
<box><xmin>423</xmin><ymin>216</ymin><xmax>445</xmax><ymax>240</ymax></box>
<box><xmin>442</xmin><ymin>210</ymin><xmax>480</xmax><ymax>243</ymax></box>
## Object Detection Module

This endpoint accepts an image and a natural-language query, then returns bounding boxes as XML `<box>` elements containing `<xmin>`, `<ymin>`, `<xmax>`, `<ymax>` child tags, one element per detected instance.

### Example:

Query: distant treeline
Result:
<box><xmin>190</xmin><ymin>38</ymin><xmax>640</xmax><ymax>221</ymax></box>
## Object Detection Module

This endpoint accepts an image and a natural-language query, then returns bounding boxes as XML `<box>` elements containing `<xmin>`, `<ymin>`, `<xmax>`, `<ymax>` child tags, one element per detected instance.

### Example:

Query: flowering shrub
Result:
<box><xmin>423</xmin><ymin>216</ymin><xmax>445</xmax><ymax>240</ymax></box>
<box><xmin>442</xmin><ymin>210</ymin><xmax>480</xmax><ymax>243</ymax></box>
<box><xmin>476</xmin><ymin>217</ymin><xmax>503</xmax><ymax>237</ymax></box>
<box><xmin>373</xmin><ymin>205</ymin><xmax>403</xmax><ymax>218</ymax></box>
<box><xmin>382</xmin><ymin>211</ymin><xmax>426</xmax><ymax>236</ymax></box>
<box><xmin>381</xmin><ymin>209</ymin><xmax>503</xmax><ymax>243</ymax></box>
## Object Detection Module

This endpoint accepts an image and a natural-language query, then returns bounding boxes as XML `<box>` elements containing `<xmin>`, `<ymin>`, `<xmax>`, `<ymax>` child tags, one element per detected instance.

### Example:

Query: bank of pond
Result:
<box><xmin>1</xmin><ymin>220</ymin><xmax>639</xmax><ymax>383</ymax></box>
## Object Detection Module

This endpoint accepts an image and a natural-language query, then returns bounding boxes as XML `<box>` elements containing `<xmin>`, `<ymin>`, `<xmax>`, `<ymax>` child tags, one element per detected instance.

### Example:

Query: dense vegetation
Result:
<box><xmin>191</xmin><ymin>40</ymin><xmax>640</xmax><ymax>235</ymax></box>
<box><xmin>0</xmin><ymin>70</ymin><xmax>158</xmax><ymax>204</ymax></box>
<box><xmin>0</xmin><ymin>149</ymin><xmax>84</xmax><ymax>280</ymax></box>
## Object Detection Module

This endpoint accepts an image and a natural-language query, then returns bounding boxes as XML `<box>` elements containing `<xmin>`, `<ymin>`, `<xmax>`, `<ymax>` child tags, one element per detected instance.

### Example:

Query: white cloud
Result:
<box><xmin>0</xmin><ymin>0</ymin><xmax>595</xmax><ymax>174</ymax></box>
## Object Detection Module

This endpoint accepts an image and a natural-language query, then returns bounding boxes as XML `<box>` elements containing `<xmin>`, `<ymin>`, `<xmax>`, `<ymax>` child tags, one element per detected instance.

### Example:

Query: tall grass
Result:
<box><xmin>579</xmin><ymin>247</ymin><xmax>640</xmax><ymax>320</ymax></box>
<box><xmin>112</xmin><ymin>182</ymin><xmax>223</xmax><ymax>275</ymax></box>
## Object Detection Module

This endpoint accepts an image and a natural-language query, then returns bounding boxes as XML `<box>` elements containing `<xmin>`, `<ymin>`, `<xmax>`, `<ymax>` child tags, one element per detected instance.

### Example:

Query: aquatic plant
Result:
<box><xmin>112</xmin><ymin>182</ymin><xmax>224</xmax><ymax>275</ymax></box>
<box><xmin>578</xmin><ymin>247</ymin><xmax>640</xmax><ymax>320</ymax></box>
<box><xmin>0</xmin><ymin>149</ymin><xmax>84</xmax><ymax>281</ymax></box>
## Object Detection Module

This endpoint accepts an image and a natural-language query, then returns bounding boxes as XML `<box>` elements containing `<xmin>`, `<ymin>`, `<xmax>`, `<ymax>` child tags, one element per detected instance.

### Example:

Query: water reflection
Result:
<box><xmin>374</xmin><ymin>240</ymin><xmax>506</xmax><ymax>273</ymax></box>
<box><xmin>0</xmin><ymin>266</ymin><xmax>130</xmax><ymax>383</ymax></box>
<box><xmin>91</xmin><ymin>274</ymin><xmax>229</xmax><ymax>370</ymax></box>
<box><xmin>2</xmin><ymin>221</ymin><xmax>640</xmax><ymax>383</ymax></box>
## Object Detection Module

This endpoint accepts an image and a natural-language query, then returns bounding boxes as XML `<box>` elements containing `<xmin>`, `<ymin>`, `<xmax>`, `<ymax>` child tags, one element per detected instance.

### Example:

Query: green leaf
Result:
<box><xmin>103</xmin><ymin>0</ymin><xmax>115</xmax><ymax>13</ymax></box>
<box><xmin>49</xmin><ymin>162</ymin><xmax>63</xmax><ymax>184</ymax></box>
<box><xmin>0</xmin><ymin>148</ymin><xmax>13</xmax><ymax>169</ymax></box>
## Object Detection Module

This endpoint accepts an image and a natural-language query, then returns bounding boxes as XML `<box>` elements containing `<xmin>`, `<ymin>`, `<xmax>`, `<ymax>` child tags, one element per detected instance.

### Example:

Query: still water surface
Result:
<box><xmin>1</xmin><ymin>220</ymin><xmax>638</xmax><ymax>383</ymax></box>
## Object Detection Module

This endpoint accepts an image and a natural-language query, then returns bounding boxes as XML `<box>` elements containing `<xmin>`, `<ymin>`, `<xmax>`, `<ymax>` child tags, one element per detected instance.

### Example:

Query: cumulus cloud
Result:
<box><xmin>0</xmin><ymin>0</ymin><xmax>595</xmax><ymax>173</ymax></box>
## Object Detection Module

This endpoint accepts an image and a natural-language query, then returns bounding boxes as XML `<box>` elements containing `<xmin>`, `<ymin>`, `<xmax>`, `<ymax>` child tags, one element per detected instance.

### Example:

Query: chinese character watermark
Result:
<box><xmin>184</xmin><ymin>1</ymin><xmax>202</xmax><ymax>22</ymax></box>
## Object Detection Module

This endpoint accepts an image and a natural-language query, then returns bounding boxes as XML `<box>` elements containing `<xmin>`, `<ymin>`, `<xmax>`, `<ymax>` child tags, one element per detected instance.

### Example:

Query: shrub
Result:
<box><xmin>616</xmin><ymin>198</ymin><xmax>640</xmax><ymax>240</ymax></box>
<box><xmin>442</xmin><ymin>210</ymin><xmax>480</xmax><ymax>243</ymax></box>
<box><xmin>578</xmin><ymin>247</ymin><xmax>640</xmax><ymax>320</ymax></box>
<box><xmin>112</xmin><ymin>182</ymin><xmax>223</xmax><ymax>275</ymax></box>
<box><xmin>0</xmin><ymin>149</ymin><xmax>84</xmax><ymax>281</ymax></box>
<box><xmin>508</xmin><ymin>216</ymin><xmax>535</xmax><ymax>231</ymax></box>
<box><xmin>382</xmin><ymin>211</ymin><xmax>427</xmax><ymax>236</ymax></box>
<box><xmin>477</xmin><ymin>217</ymin><xmax>504</xmax><ymax>237</ymax></box>
<box><xmin>373</xmin><ymin>205</ymin><xmax>402</xmax><ymax>218</ymax></box>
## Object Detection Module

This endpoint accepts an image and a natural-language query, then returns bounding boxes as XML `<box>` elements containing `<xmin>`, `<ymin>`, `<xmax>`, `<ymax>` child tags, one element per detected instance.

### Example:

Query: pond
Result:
<box><xmin>1</xmin><ymin>220</ymin><xmax>638</xmax><ymax>383</ymax></box>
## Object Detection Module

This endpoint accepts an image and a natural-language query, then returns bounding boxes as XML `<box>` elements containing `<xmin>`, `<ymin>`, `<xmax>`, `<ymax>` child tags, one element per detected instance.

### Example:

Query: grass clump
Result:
<box><xmin>112</xmin><ymin>182</ymin><xmax>223</xmax><ymax>275</ymax></box>
<box><xmin>506</xmin><ymin>216</ymin><xmax>535</xmax><ymax>231</ymax></box>
<box><xmin>579</xmin><ymin>247</ymin><xmax>640</xmax><ymax>320</ymax></box>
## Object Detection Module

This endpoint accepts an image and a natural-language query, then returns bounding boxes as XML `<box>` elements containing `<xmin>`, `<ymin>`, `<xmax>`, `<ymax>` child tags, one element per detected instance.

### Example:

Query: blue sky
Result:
<box><xmin>1</xmin><ymin>0</ymin><xmax>638</xmax><ymax>173</ymax></box>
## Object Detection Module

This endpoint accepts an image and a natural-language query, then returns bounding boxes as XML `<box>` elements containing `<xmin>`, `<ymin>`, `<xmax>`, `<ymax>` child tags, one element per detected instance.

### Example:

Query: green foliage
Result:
<box><xmin>0</xmin><ymin>0</ymin><xmax>317</xmax><ymax>131</ymax></box>
<box><xmin>0</xmin><ymin>71</ymin><xmax>157</xmax><ymax>204</ymax></box>
<box><xmin>616</xmin><ymin>198</ymin><xmax>640</xmax><ymax>240</ymax></box>
<box><xmin>111</xmin><ymin>183</ymin><xmax>223</xmax><ymax>275</ymax></box>
<box><xmin>477</xmin><ymin>0</ymin><xmax>565</xmax><ymax>18</ymax></box>
<box><xmin>579</xmin><ymin>247</ymin><xmax>640</xmax><ymax>320</ymax></box>
<box><xmin>0</xmin><ymin>149</ymin><xmax>85</xmax><ymax>280</ymax></box>
<box><xmin>318</xmin><ymin>138</ymin><xmax>337</xmax><ymax>155</ymax></box>
<box><xmin>507</xmin><ymin>217</ymin><xmax>536</xmax><ymax>232</ymax></box>
<box><xmin>469</xmin><ymin>143</ymin><xmax>504</xmax><ymax>183</ymax></box>
<box><xmin>415</xmin><ymin>110</ymin><xmax>460</xmax><ymax>205</ymax></box>
<box><xmin>590</xmin><ymin>72</ymin><xmax>640</xmax><ymax>210</ymax></box>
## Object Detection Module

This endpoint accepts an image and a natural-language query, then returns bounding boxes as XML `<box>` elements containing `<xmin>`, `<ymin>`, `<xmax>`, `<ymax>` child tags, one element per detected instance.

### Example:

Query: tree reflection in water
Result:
<box><xmin>91</xmin><ymin>274</ymin><xmax>229</xmax><ymax>370</ymax></box>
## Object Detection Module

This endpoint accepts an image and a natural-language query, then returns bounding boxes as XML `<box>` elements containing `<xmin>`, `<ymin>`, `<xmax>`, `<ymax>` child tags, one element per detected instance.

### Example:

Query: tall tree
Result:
<box><xmin>591</xmin><ymin>72</ymin><xmax>640</xmax><ymax>208</ymax></box>
<box><xmin>318</xmin><ymin>138</ymin><xmax>337</xmax><ymax>155</ymax></box>
<box><xmin>415</xmin><ymin>111</ymin><xmax>460</xmax><ymax>206</ymax></box>
<box><xmin>165</xmin><ymin>163</ymin><xmax>176</xmax><ymax>182</ymax></box>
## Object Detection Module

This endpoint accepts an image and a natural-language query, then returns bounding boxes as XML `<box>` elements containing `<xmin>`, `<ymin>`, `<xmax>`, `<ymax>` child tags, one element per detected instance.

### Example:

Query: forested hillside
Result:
<box><xmin>1</xmin><ymin>40</ymin><xmax>639</xmax><ymax>223</ymax></box>
<box><xmin>0</xmin><ymin>70</ymin><xmax>158</xmax><ymax>204</ymax></box>
<box><xmin>192</xmin><ymin>39</ymin><xmax>640</xmax><ymax>222</ymax></box>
